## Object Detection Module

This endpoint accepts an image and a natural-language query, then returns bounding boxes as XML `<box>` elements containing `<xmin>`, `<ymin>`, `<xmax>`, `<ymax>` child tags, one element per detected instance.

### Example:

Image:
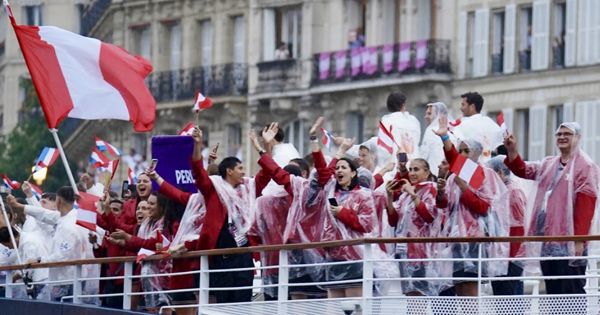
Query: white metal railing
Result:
<box><xmin>1</xmin><ymin>237</ymin><xmax>600</xmax><ymax>315</ymax></box>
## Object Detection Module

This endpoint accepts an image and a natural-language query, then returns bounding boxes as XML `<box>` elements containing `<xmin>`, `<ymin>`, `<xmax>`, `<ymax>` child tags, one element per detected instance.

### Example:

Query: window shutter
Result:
<box><xmin>473</xmin><ymin>9</ymin><xmax>489</xmax><ymax>77</ymax></box>
<box><xmin>502</xmin><ymin>108</ymin><xmax>514</xmax><ymax>133</ymax></box>
<box><xmin>565</xmin><ymin>0</ymin><xmax>577</xmax><ymax>67</ymax></box>
<box><xmin>169</xmin><ymin>24</ymin><xmax>182</xmax><ymax>70</ymax></box>
<box><xmin>233</xmin><ymin>16</ymin><xmax>245</xmax><ymax>63</ymax></box>
<box><xmin>503</xmin><ymin>4</ymin><xmax>516</xmax><ymax>74</ymax></box>
<box><xmin>577</xmin><ymin>0</ymin><xmax>592</xmax><ymax>65</ymax></box>
<box><xmin>563</xmin><ymin>102</ymin><xmax>574</xmax><ymax>122</ymax></box>
<box><xmin>532</xmin><ymin>0</ymin><xmax>550</xmax><ymax>70</ymax></box>
<box><xmin>458</xmin><ymin>11</ymin><xmax>468</xmax><ymax>78</ymax></box>
<box><xmin>262</xmin><ymin>9</ymin><xmax>276</xmax><ymax>61</ymax></box>
<box><xmin>593</xmin><ymin>1</ymin><xmax>600</xmax><ymax>63</ymax></box>
<box><xmin>528</xmin><ymin>105</ymin><xmax>547</xmax><ymax>160</ymax></box>
<box><xmin>201</xmin><ymin>21</ymin><xmax>213</xmax><ymax>66</ymax></box>
<box><xmin>140</xmin><ymin>27</ymin><xmax>152</xmax><ymax>61</ymax></box>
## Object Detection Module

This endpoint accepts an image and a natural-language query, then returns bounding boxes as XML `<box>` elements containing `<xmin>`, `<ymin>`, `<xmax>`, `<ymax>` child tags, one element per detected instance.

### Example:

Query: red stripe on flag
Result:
<box><xmin>12</xmin><ymin>24</ymin><xmax>74</xmax><ymax>129</ymax></box>
<box><xmin>450</xmin><ymin>154</ymin><xmax>485</xmax><ymax>189</ymax></box>
<box><xmin>99</xmin><ymin>43</ymin><xmax>156</xmax><ymax>132</ymax></box>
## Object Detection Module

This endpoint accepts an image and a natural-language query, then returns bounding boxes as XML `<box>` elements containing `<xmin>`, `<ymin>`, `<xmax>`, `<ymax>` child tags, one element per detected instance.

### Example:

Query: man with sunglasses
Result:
<box><xmin>504</xmin><ymin>122</ymin><xmax>599</xmax><ymax>295</ymax></box>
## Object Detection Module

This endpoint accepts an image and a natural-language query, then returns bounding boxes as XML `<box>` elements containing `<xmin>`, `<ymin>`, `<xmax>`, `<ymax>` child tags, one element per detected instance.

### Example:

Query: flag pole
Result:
<box><xmin>0</xmin><ymin>197</ymin><xmax>22</xmax><ymax>265</ymax></box>
<box><xmin>49</xmin><ymin>128</ymin><xmax>79</xmax><ymax>194</ymax></box>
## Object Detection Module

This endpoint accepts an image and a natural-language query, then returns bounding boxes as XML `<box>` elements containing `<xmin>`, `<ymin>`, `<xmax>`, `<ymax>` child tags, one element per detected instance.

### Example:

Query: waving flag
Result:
<box><xmin>450</xmin><ymin>154</ymin><xmax>486</xmax><ymax>190</ymax></box>
<box><xmin>321</xmin><ymin>128</ymin><xmax>334</xmax><ymax>150</ymax></box>
<box><xmin>89</xmin><ymin>148</ymin><xmax>110</xmax><ymax>168</ymax></box>
<box><xmin>192</xmin><ymin>92</ymin><xmax>213</xmax><ymax>111</ymax></box>
<box><xmin>75</xmin><ymin>206</ymin><xmax>97</xmax><ymax>232</ymax></box>
<box><xmin>128</xmin><ymin>167</ymin><xmax>137</xmax><ymax>185</ymax></box>
<box><xmin>178</xmin><ymin>122</ymin><xmax>195</xmax><ymax>136</ymax></box>
<box><xmin>136</xmin><ymin>231</ymin><xmax>171</xmax><ymax>263</ymax></box>
<box><xmin>2</xmin><ymin>175</ymin><xmax>20</xmax><ymax>190</ymax></box>
<box><xmin>30</xmin><ymin>183</ymin><xmax>43</xmax><ymax>200</ymax></box>
<box><xmin>5</xmin><ymin>6</ymin><xmax>156</xmax><ymax>131</ymax></box>
<box><xmin>95</xmin><ymin>137</ymin><xmax>121</xmax><ymax>158</ymax></box>
<box><xmin>377</xmin><ymin>121</ymin><xmax>395</xmax><ymax>154</ymax></box>
<box><xmin>136</xmin><ymin>248</ymin><xmax>156</xmax><ymax>263</ymax></box>
<box><xmin>33</xmin><ymin>147</ymin><xmax>60</xmax><ymax>172</ymax></box>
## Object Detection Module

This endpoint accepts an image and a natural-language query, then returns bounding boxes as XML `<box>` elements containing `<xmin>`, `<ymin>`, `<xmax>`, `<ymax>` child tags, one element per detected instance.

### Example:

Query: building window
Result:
<box><xmin>199</xmin><ymin>20</ymin><xmax>213</xmax><ymax>66</ymax></box>
<box><xmin>285</xmin><ymin>119</ymin><xmax>309</xmax><ymax>156</ymax></box>
<box><xmin>232</xmin><ymin>16</ymin><xmax>245</xmax><ymax>63</ymax></box>
<box><xmin>466</xmin><ymin>11</ymin><xmax>475</xmax><ymax>77</ymax></box>
<box><xmin>551</xmin><ymin>1</ymin><xmax>566</xmax><ymax>68</ymax></box>
<box><xmin>416</xmin><ymin>0</ymin><xmax>432</xmax><ymax>40</ymax></box>
<box><xmin>516</xmin><ymin>109</ymin><xmax>529</xmax><ymax>159</ymax></box>
<box><xmin>227</xmin><ymin>123</ymin><xmax>242</xmax><ymax>159</ymax></box>
<box><xmin>491</xmin><ymin>10</ymin><xmax>505</xmax><ymax>74</ymax></box>
<box><xmin>131</xmin><ymin>26</ymin><xmax>152</xmax><ymax>61</ymax></box>
<box><xmin>262</xmin><ymin>6</ymin><xmax>302</xmax><ymax>61</ymax></box>
<box><xmin>381</xmin><ymin>0</ymin><xmax>400</xmax><ymax>44</ymax></box>
<box><xmin>24</xmin><ymin>5</ymin><xmax>42</xmax><ymax>26</ymax></box>
<box><xmin>518</xmin><ymin>6</ymin><xmax>533</xmax><ymax>72</ymax></box>
<box><xmin>346</xmin><ymin>112</ymin><xmax>364</xmax><ymax>144</ymax></box>
<box><xmin>169</xmin><ymin>23</ymin><xmax>182</xmax><ymax>71</ymax></box>
<box><xmin>346</xmin><ymin>0</ymin><xmax>366</xmax><ymax>49</ymax></box>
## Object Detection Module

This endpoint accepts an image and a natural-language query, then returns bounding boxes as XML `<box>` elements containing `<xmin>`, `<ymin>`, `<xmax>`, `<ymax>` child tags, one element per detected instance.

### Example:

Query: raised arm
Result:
<box><xmin>148</xmin><ymin>169</ymin><xmax>192</xmax><ymax>205</ymax></box>
<box><xmin>191</xmin><ymin>127</ymin><xmax>216</xmax><ymax>195</ymax></box>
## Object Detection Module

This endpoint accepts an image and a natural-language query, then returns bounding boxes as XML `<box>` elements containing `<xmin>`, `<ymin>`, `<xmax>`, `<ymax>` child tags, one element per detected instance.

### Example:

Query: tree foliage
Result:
<box><xmin>0</xmin><ymin>79</ymin><xmax>72</xmax><ymax>196</ymax></box>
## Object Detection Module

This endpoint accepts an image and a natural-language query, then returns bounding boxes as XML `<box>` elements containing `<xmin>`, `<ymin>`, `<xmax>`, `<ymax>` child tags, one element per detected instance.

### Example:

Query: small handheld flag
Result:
<box><xmin>450</xmin><ymin>154</ymin><xmax>486</xmax><ymax>190</ymax></box>
<box><xmin>33</xmin><ymin>147</ymin><xmax>60</xmax><ymax>172</ymax></box>
<box><xmin>89</xmin><ymin>148</ymin><xmax>110</xmax><ymax>168</ymax></box>
<box><xmin>192</xmin><ymin>92</ymin><xmax>213</xmax><ymax>112</ymax></box>
<box><xmin>2</xmin><ymin>175</ymin><xmax>20</xmax><ymax>190</ymax></box>
<box><xmin>321</xmin><ymin>128</ymin><xmax>335</xmax><ymax>150</ymax></box>
<box><xmin>95</xmin><ymin>137</ymin><xmax>122</xmax><ymax>158</ymax></box>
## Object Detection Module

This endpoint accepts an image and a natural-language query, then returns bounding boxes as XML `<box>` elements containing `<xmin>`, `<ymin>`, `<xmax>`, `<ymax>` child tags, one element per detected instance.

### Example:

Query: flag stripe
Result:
<box><xmin>458</xmin><ymin>159</ymin><xmax>478</xmax><ymax>183</ymax></box>
<box><xmin>13</xmin><ymin>25</ymin><xmax>73</xmax><ymax>128</ymax></box>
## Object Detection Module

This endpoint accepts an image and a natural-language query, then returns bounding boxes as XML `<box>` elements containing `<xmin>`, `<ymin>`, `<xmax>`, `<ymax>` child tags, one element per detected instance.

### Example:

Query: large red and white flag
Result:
<box><xmin>75</xmin><ymin>191</ymin><xmax>100</xmax><ymax>231</ymax></box>
<box><xmin>5</xmin><ymin>6</ymin><xmax>156</xmax><ymax>131</ymax></box>
<box><xmin>450</xmin><ymin>154</ymin><xmax>486</xmax><ymax>190</ymax></box>
<box><xmin>377</xmin><ymin>121</ymin><xmax>395</xmax><ymax>154</ymax></box>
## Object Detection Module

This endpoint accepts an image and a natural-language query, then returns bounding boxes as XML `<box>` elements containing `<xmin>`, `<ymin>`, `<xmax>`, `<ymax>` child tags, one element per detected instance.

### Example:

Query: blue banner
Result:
<box><xmin>151</xmin><ymin>136</ymin><xmax>196</xmax><ymax>193</ymax></box>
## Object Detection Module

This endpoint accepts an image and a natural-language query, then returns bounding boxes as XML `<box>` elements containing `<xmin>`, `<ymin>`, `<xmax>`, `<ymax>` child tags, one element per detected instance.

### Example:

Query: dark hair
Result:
<box><xmin>264</xmin><ymin>124</ymin><xmax>285</xmax><ymax>142</ymax></box>
<box><xmin>335</xmin><ymin>157</ymin><xmax>360</xmax><ymax>191</ymax></box>
<box><xmin>461</xmin><ymin>92</ymin><xmax>484</xmax><ymax>113</ymax></box>
<box><xmin>155</xmin><ymin>192</ymin><xmax>179</xmax><ymax>237</ymax></box>
<box><xmin>358</xmin><ymin>145</ymin><xmax>370</xmax><ymax>152</ymax></box>
<box><xmin>283</xmin><ymin>164</ymin><xmax>302</xmax><ymax>177</ymax></box>
<box><xmin>218</xmin><ymin>157</ymin><xmax>242</xmax><ymax>178</ymax></box>
<box><xmin>303</xmin><ymin>153</ymin><xmax>314</xmax><ymax>168</ymax></box>
<box><xmin>411</xmin><ymin>158</ymin><xmax>436</xmax><ymax>182</ymax></box>
<box><xmin>56</xmin><ymin>186</ymin><xmax>75</xmax><ymax>203</ymax></box>
<box><xmin>386</xmin><ymin>92</ymin><xmax>407</xmax><ymax>112</ymax></box>
<box><xmin>289</xmin><ymin>158</ymin><xmax>310</xmax><ymax>176</ymax></box>
<box><xmin>0</xmin><ymin>226</ymin><xmax>18</xmax><ymax>245</ymax></box>
<box><xmin>495</xmin><ymin>144</ymin><xmax>508</xmax><ymax>156</ymax></box>
<box><xmin>41</xmin><ymin>192</ymin><xmax>56</xmax><ymax>201</ymax></box>
<box><xmin>108</xmin><ymin>191</ymin><xmax>119</xmax><ymax>199</ymax></box>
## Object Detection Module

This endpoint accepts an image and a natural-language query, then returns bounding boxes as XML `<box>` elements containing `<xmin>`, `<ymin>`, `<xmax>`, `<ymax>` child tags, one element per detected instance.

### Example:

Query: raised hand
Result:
<box><xmin>385</xmin><ymin>180</ymin><xmax>401</xmax><ymax>194</ymax></box>
<box><xmin>248</xmin><ymin>129</ymin><xmax>263</xmax><ymax>153</ymax></box>
<box><xmin>433</xmin><ymin>115</ymin><xmax>449</xmax><ymax>137</ymax></box>
<box><xmin>192</xmin><ymin>127</ymin><xmax>203</xmax><ymax>144</ymax></box>
<box><xmin>504</xmin><ymin>133</ymin><xmax>517</xmax><ymax>154</ymax></box>
<box><xmin>208</xmin><ymin>143</ymin><xmax>219</xmax><ymax>164</ymax></box>
<box><xmin>309</xmin><ymin>116</ymin><xmax>325</xmax><ymax>136</ymax></box>
<box><xmin>437</xmin><ymin>178</ymin><xmax>447</xmax><ymax>193</ymax></box>
<box><xmin>402</xmin><ymin>182</ymin><xmax>416</xmax><ymax>197</ymax></box>
<box><xmin>262</xmin><ymin>122</ymin><xmax>279</xmax><ymax>144</ymax></box>
<box><xmin>21</xmin><ymin>181</ymin><xmax>33</xmax><ymax>198</ymax></box>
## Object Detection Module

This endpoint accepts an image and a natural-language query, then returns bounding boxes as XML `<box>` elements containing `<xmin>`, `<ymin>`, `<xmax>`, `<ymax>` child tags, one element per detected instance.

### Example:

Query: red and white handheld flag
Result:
<box><xmin>95</xmin><ymin>137</ymin><xmax>122</xmax><ymax>158</ymax></box>
<box><xmin>89</xmin><ymin>148</ymin><xmax>110</xmax><ymax>168</ymax></box>
<box><xmin>321</xmin><ymin>128</ymin><xmax>334</xmax><ymax>150</ymax></box>
<box><xmin>450</xmin><ymin>154</ymin><xmax>486</xmax><ymax>190</ymax></box>
<box><xmin>497</xmin><ymin>112</ymin><xmax>508</xmax><ymax>136</ymax></box>
<box><xmin>136</xmin><ymin>248</ymin><xmax>155</xmax><ymax>263</ymax></box>
<box><xmin>377</xmin><ymin>121</ymin><xmax>395</xmax><ymax>154</ymax></box>
<box><xmin>5</xmin><ymin>6</ymin><xmax>156</xmax><ymax>131</ymax></box>
<box><xmin>178</xmin><ymin>122</ymin><xmax>195</xmax><ymax>136</ymax></box>
<box><xmin>128</xmin><ymin>167</ymin><xmax>137</xmax><ymax>185</ymax></box>
<box><xmin>192</xmin><ymin>92</ymin><xmax>213</xmax><ymax>112</ymax></box>
<box><xmin>30</xmin><ymin>183</ymin><xmax>43</xmax><ymax>200</ymax></box>
<box><xmin>2</xmin><ymin>175</ymin><xmax>20</xmax><ymax>190</ymax></box>
<box><xmin>33</xmin><ymin>147</ymin><xmax>60</xmax><ymax>172</ymax></box>
<box><xmin>75</xmin><ymin>192</ymin><xmax>100</xmax><ymax>231</ymax></box>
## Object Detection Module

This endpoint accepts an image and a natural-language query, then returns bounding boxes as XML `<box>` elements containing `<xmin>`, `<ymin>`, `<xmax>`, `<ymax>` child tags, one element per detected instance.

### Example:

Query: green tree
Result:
<box><xmin>0</xmin><ymin>79</ymin><xmax>72</xmax><ymax>196</ymax></box>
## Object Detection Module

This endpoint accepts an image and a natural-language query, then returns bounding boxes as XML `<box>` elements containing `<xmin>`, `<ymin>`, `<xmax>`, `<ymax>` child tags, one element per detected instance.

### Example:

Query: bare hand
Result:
<box><xmin>329</xmin><ymin>205</ymin><xmax>342</xmax><ymax>217</ymax></box>
<box><xmin>192</xmin><ymin>127</ymin><xmax>203</xmax><ymax>144</ymax></box>
<box><xmin>88</xmin><ymin>233</ymin><xmax>98</xmax><ymax>245</ymax></box>
<box><xmin>379</xmin><ymin>160</ymin><xmax>396</xmax><ymax>175</ymax></box>
<box><xmin>107</xmin><ymin>237</ymin><xmax>125</xmax><ymax>247</ymax></box>
<box><xmin>385</xmin><ymin>180</ymin><xmax>401</xmax><ymax>194</ymax></box>
<box><xmin>6</xmin><ymin>195</ymin><xmax>24</xmax><ymax>211</ymax></box>
<box><xmin>454</xmin><ymin>176</ymin><xmax>468</xmax><ymax>191</ymax></box>
<box><xmin>504</xmin><ymin>133</ymin><xmax>518</xmax><ymax>155</ymax></box>
<box><xmin>575</xmin><ymin>241</ymin><xmax>585</xmax><ymax>256</ymax></box>
<box><xmin>262</xmin><ymin>122</ymin><xmax>279</xmax><ymax>144</ymax></box>
<box><xmin>21</xmin><ymin>182</ymin><xmax>33</xmax><ymax>198</ymax></box>
<box><xmin>248</xmin><ymin>129</ymin><xmax>264</xmax><ymax>153</ymax></box>
<box><xmin>109</xmin><ymin>229</ymin><xmax>131</xmax><ymax>241</ymax></box>
<box><xmin>309</xmin><ymin>117</ymin><xmax>324</xmax><ymax>136</ymax></box>
<box><xmin>437</xmin><ymin>178</ymin><xmax>447</xmax><ymax>192</ymax></box>
<box><xmin>339</xmin><ymin>137</ymin><xmax>355</xmax><ymax>152</ymax></box>
<box><xmin>402</xmin><ymin>182</ymin><xmax>416</xmax><ymax>197</ymax></box>
<box><xmin>432</xmin><ymin>115</ymin><xmax>449</xmax><ymax>137</ymax></box>
<box><xmin>145</xmin><ymin>169</ymin><xmax>159</xmax><ymax>180</ymax></box>
<box><xmin>208</xmin><ymin>144</ymin><xmax>219</xmax><ymax>164</ymax></box>
<box><xmin>168</xmin><ymin>243</ymin><xmax>188</xmax><ymax>257</ymax></box>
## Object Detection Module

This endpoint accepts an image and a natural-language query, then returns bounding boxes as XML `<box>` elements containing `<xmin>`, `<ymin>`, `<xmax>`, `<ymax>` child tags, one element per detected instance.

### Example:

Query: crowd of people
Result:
<box><xmin>0</xmin><ymin>91</ymin><xmax>598</xmax><ymax>314</ymax></box>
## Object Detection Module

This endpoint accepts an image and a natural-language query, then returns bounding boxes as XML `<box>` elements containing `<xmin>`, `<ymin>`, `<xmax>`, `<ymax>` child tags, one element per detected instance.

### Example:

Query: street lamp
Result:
<box><xmin>31</xmin><ymin>167</ymin><xmax>48</xmax><ymax>185</ymax></box>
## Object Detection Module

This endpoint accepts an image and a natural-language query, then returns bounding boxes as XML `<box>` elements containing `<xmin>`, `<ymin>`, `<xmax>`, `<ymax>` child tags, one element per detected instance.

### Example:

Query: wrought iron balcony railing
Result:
<box><xmin>80</xmin><ymin>0</ymin><xmax>112</xmax><ymax>35</ymax></box>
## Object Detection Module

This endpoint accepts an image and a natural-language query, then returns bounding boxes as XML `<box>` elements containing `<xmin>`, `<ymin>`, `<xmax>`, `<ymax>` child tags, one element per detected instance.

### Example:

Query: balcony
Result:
<box><xmin>312</xmin><ymin>39</ymin><xmax>451</xmax><ymax>86</ymax></box>
<box><xmin>80</xmin><ymin>0</ymin><xmax>112</xmax><ymax>35</ymax></box>
<box><xmin>146</xmin><ymin>63</ymin><xmax>248</xmax><ymax>103</ymax></box>
<box><xmin>255</xmin><ymin>59</ymin><xmax>301</xmax><ymax>93</ymax></box>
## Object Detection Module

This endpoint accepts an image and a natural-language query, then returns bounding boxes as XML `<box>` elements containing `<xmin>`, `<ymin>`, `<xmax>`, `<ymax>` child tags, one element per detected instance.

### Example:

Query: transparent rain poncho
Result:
<box><xmin>137</xmin><ymin>216</ymin><xmax>170</xmax><ymax>308</ymax></box>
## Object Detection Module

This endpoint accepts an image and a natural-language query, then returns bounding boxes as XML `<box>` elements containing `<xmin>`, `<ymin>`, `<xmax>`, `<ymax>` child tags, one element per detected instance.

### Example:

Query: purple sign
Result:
<box><xmin>335</xmin><ymin>50</ymin><xmax>347</xmax><ymax>78</ymax></box>
<box><xmin>151</xmin><ymin>135</ymin><xmax>197</xmax><ymax>193</ymax></box>
<box><xmin>319</xmin><ymin>52</ymin><xmax>331</xmax><ymax>80</ymax></box>
<box><xmin>415</xmin><ymin>40</ymin><xmax>428</xmax><ymax>69</ymax></box>
<box><xmin>351</xmin><ymin>47</ymin><xmax>362</xmax><ymax>77</ymax></box>
<box><xmin>382</xmin><ymin>44</ymin><xmax>394</xmax><ymax>73</ymax></box>
<box><xmin>398</xmin><ymin>42</ymin><xmax>411</xmax><ymax>72</ymax></box>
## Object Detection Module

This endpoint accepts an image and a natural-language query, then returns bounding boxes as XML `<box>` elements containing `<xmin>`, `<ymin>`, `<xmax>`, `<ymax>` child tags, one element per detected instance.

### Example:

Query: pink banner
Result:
<box><xmin>319</xmin><ymin>52</ymin><xmax>331</xmax><ymax>80</ymax></box>
<box><xmin>415</xmin><ymin>40</ymin><xmax>428</xmax><ymax>69</ymax></box>
<box><xmin>382</xmin><ymin>44</ymin><xmax>394</xmax><ymax>73</ymax></box>
<box><xmin>335</xmin><ymin>50</ymin><xmax>347</xmax><ymax>78</ymax></box>
<box><xmin>351</xmin><ymin>47</ymin><xmax>362</xmax><ymax>77</ymax></box>
<box><xmin>361</xmin><ymin>47</ymin><xmax>378</xmax><ymax>75</ymax></box>
<box><xmin>398</xmin><ymin>42</ymin><xmax>411</xmax><ymax>72</ymax></box>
